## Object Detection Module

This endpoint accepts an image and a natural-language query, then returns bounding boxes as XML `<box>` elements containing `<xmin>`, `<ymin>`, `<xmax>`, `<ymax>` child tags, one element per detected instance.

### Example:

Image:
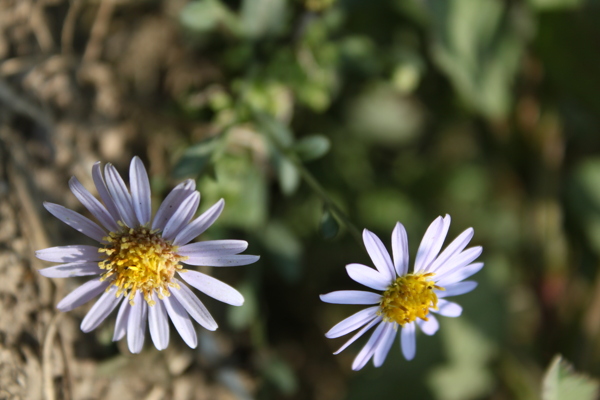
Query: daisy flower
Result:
<box><xmin>36</xmin><ymin>156</ymin><xmax>259</xmax><ymax>353</ymax></box>
<box><xmin>320</xmin><ymin>215</ymin><xmax>483</xmax><ymax>370</ymax></box>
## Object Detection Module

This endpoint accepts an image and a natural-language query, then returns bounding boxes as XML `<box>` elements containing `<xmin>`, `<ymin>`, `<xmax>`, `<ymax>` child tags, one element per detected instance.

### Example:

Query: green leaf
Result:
<box><xmin>573</xmin><ymin>158</ymin><xmax>600</xmax><ymax>208</ymax></box>
<box><xmin>528</xmin><ymin>0</ymin><xmax>584</xmax><ymax>10</ymax></box>
<box><xmin>262</xmin><ymin>357</ymin><xmax>298</xmax><ymax>395</ymax></box>
<box><xmin>198</xmin><ymin>154</ymin><xmax>268</xmax><ymax>230</ymax></box>
<box><xmin>240</xmin><ymin>0</ymin><xmax>288</xmax><ymax>39</ymax></box>
<box><xmin>180</xmin><ymin>0</ymin><xmax>238</xmax><ymax>34</ymax></box>
<box><xmin>428</xmin><ymin>318</ymin><xmax>496</xmax><ymax>400</ymax></box>
<box><xmin>426</xmin><ymin>0</ymin><xmax>529</xmax><ymax>118</ymax></box>
<box><xmin>568</xmin><ymin>158</ymin><xmax>600</xmax><ymax>256</ymax></box>
<box><xmin>275</xmin><ymin>155</ymin><xmax>300</xmax><ymax>196</ymax></box>
<box><xmin>173</xmin><ymin>136</ymin><xmax>220</xmax><ymax>178</ymax></box>
<box><xmin>347</xmin><ymin>84</ymin><xmax>424</xmax><ymax>145</ymax></box>
<box><xmin>542</xmin><ymin>355</ymin><xmax>599</xmax><ymax>400</ymax></box>
<box><xmin>391</xmin><ymin>52</ymin><xmax>424</xmax><ymax>94</ymax></box>
<box><xmin>255</xmin><ymin>112</ymin><xmax>294</xmax><ymax>148</ymax></box>
<box><xmin>255</xmin><ymin>112</ymin><xmax>301</xmax><ymax>195</ymax></box>
<box><xmin>319</xmin><ymin>209</ymin><xmax>339</xmax><ymax>239</ymax></box>
<box><xmin>293</xmin><ymin>135</ymin><xmax>331</xmax><ymax>162</ymax></box>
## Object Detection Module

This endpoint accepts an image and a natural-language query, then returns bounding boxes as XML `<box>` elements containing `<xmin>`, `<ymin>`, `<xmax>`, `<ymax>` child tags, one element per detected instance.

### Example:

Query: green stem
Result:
<box><xmin>294</xmin><ymin>158</ymin><xmax>363</xmax><ymax>245</ymax></box>
<box><xmin>263</xmin><ymin>123</ymin><xmax>363</xmax><ymax>246</ymax></box>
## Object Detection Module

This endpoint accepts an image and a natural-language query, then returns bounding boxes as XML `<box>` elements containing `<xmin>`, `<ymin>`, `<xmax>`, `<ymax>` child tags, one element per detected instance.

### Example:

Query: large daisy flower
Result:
<box><xmin>320</xmin><ymin>215</ymin><xmax>483</xmax><ymax>370</ymax></box>
<box><xmin>36</xmin><ymin>157</ymin><xmax>259</xmax><ymax>353</ymax></box>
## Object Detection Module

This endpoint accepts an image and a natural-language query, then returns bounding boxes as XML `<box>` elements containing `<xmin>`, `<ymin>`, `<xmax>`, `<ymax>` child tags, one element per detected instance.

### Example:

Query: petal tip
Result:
<box><xmin>37</xmin><ymin>268</ymin><xmax>52</xmax><ymax>277</ymax></box>
<box><xmin>207</xmin><ymin>323</ymin><xmax>218</xmax><ymax>331</ymax></box>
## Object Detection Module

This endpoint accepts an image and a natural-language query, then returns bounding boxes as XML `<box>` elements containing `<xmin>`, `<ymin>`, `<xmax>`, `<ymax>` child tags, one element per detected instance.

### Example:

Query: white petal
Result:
<box><xmin>416</xmin><ymin>315</ymin><xmax>439</xmax><ymax>336</ymax></box>
<box><xmin>433</xmin><ymin>299</ymin><xmax>462</xmax><ymax>317</ymax></box>
<box><xmin>401</xmin><ymin>322</ymin><xmax>416</xmax><ymax>360</ymax></box>
<box><xmin>415</xmin><ymin>215</ymin><xmax>450</xmax><ymax>273</ymax></box>
<box><xmin>151</xmin><ymin>180</ymin><xmax>196</xmax><ymax>231</ymax></box>
<box><xmin>319</xmin><ymin>290</ymin><xmax>381</xmax><ymax>305</ymax></box>
<box><xmin>436</xmin><ymin>262</ymin><xmax>484</xmax><ymax>286</ymax></box>
<box><xmin>163</xmin><ymin>295</ymin><xmax>197</xmax><ymax>348</ymax></box>
<box><xmin>170</xmin><ymin>279</ymin><xmax>218</xmax><ymax>331</ymax></box>
<box><xmin>148</xmin><ymin>293</ymin><xmax>170</xmax><ymax>351</ymax></box>
<box><xmin>129</xmin><ymin>156</ymin><xmax>152</xmax><ymax>226</ymax></box>
<box><xmin>180</xmin><ymin>254</ymin><xmax>260</xmax><ymax>267</ymax></box>
<box><xmin>44</xmin><ymin>202</ymin><xmax>107</xmax><ymax>243</ymax></box>
<box><xmin>392</xmin><ymin>222</ymin><xmax>409</xmax><ymax>276</ymax></box>
<box><xmin>69</xmin><ymin>177</ymin><xmax>119</xmax><ymax>232</ymax></box>
<box><xmin>36</xmin><ymin>245</ymin><xmax>103</xmax><ymax>262</ymax></box>
<box><xmin>92</xmin><ymin>162</ymin><xmax>122</xmax><ymax>222</ymax></box>
<box><xmin>173</xmin><ymin>199</ymin><xmax>225</xmax><ymax>246</ymax></box>
<box><xmin>162</xmin><ymin>191</ymin><xmax>200</xmax><ymax>241</ymax></box>
<box><xmin>127</xmin><ymin>292</ymin><xmax>147</xmax><ymax>353</ymax></box>
<box><xmin>437</xmin><ymin>281</ymin><xmax>477</xmax><ymax>298</ymax></box>
<box><xmin>39</xmin><ymin>262</ymin><xmax>102</xmax><ymax>278</ymax></box>
<box><xmin>177</xmin><ymin>270</ymin><xmax>244</xmax><ymax>306</ymax></box>
<box><xmin>177</xmin><ymin>240</ymin><xmax>248</xmax><ymax>257</ymax></box>
<box><xmin>373</xmin><ymin>322</ymin><xmax>397</xmax><ymax>367</ymax></box>
<box><xmin>105</xmin><ymin>164</ymin><xmax>137</xmax><ymax>228</ymax></box>
<box><xmin>433</xmin><ymin>247</ymin><xmax>483</xmax><ymax>276</ymax></box>
<box><xmin>325</xmin><ymin>306</ymin><xmax>379</xmax><ymax>338</ymax></box>
<box><xmin>362</xmin><ymin>229</ymin><xmax>395</xmax><ymax>281</ymax></box>
<box><xmin>345</xmin><ymin>264</ymin><xmax>390</xmax><ymax>290</ymax></box>
<box><xmin>351</xmin><ymin>321</ymin><xmax>387</xmax><ymax>370</ymax></box>
<box><xmin>427</xmin><ymin>228</ymin><xmax>474</xmax><ymax>273</ymax></box>
<box><xmin>113</xmin><ymin>299</ymin><xmax>131</xmax><ymax>341</ymax></box>
<box><xmin>56</xmin><ymin>278</ymin><xmax>110</xmax><ymax>311</ymax></box>
<box><xmin>333</xmin><ymin>316</ymin><xmax>381</xmax><ymax>355</ymax></box>
<box><xmin>81</xmin><ymin>286</ymin><xmax>122</xmax><ymax>332</ymax></box>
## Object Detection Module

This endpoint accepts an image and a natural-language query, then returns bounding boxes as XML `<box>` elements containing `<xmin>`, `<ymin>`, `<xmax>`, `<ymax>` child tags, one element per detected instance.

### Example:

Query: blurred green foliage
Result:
<box><xmin>542</xmin><ymin>356</ymin><xmax>599</xmax><ymax>400</ymax></box>
<box><xmin>163</xmin><ymin>0</ymin><xmax>600</xmax><ymax>398</ymax></box>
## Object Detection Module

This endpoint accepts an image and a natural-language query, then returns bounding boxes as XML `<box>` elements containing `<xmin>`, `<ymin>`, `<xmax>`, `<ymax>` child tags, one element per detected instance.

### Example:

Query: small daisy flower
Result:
<box><xmin>320</xmin><ymin>215</ymin><xmax>483</xmax><ymax>370</ymax></box>
<box><xmin>36</xmin><ymin>156</ymin><xmax>259</xmax><ymax>353</ymax></box>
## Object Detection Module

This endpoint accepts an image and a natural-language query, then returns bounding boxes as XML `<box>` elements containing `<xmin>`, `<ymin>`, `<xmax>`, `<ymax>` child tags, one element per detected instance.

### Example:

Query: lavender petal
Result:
<box><xmin>44</xmin><ymin>202</ymin><xmax>107</xmax><ymax>243</ymax></box>
<box><xmin>129</xmin><ymin>156</ymin><xmax>152</xmax><ymax>226</ymax></box>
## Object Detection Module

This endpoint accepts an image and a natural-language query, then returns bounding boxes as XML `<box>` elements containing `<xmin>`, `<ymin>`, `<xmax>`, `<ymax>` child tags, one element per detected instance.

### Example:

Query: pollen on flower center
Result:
<box><xmin>98</xmin><ymin>224</ymin><xmax>187</xmax><ymax>306</ymax></box>
<box><xmin>378</xmin><ymin>273</ymin><xmax>443</xmax><ymax>326</ymax></box>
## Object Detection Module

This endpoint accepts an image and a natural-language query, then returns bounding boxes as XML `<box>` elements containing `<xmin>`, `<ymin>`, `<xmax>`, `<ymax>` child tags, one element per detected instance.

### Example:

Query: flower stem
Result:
<box><xmin>294</xmin><ymin>159</ymin><xmax>363</xmax><ymax>245</ymax></box>
<box><xmin>261</xmin><ymin>119</ymin><xmax>363</xmax><ymax>246</ymax></box>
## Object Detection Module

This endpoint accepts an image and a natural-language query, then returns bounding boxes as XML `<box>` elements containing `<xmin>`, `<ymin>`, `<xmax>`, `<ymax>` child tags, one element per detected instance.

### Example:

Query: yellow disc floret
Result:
<box><xmin>379</xmin><ymin>272</ymin><xmax>444</xmax><ymax>326</ymax></box>
<box><xmin>98</xmin><ymin>223</ymin><xmax>187</xmax><ymax>306</ymax></box>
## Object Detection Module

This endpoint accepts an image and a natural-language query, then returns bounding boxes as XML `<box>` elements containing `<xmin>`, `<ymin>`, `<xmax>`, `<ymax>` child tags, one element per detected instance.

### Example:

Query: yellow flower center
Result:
<box><xmin>379</xmin><ymin>273</ymin><xmax>444</xmax><ymax>326</ymax></box>
<box><xmin>98</xmin><ymin>224</ymin><xmax>187</xmax><ymax>306</ymax></box>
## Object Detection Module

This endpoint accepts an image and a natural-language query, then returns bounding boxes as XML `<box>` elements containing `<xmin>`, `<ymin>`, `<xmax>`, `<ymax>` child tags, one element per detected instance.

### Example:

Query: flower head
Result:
<box><xmin>37</xmin><ymin>157</ymin><xmax>259</xmax><ymax>353</ymax></box>
<box><xmin>320</xmin><ymin>215</ymin><xmax>483</xmax><ymax>370</ymax></box>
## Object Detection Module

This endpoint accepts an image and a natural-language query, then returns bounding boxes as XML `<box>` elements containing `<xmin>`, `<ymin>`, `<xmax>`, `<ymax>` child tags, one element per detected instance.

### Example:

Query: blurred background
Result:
<box><xmin>1</xmin><ymin>0</ymin><xmax>600</xmax><ymax>399</ymax></box>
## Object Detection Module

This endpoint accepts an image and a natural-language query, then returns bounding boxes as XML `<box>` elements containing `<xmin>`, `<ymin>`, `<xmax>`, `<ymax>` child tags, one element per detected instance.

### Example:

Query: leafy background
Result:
<box><xmin>1</xmin><ymin>0</ymin><xmax>600</xmax><ymax>399</ymax></box>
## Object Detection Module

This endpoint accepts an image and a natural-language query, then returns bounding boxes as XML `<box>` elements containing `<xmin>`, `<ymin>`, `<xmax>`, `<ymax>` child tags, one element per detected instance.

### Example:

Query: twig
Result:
<box><xmin>0</xmin><ymin>56</ymin><xmax>41</xmax><ymax>77</ymax></box>
<box><xmin>83</xmin><ymin>0</ymin><xmax>115</xmax><ymax>62</ymax></box>
<box><xmin>1</xmin><ymin>128</ymin><xmax>55</xmax><ymax>306</ymax></box>
<box><xmin>0</xmin><ymin>79</ymin><xmax>54</xmax><ymax>134</ymax></box>
<box><xmin>42</xmin><ymin>313</ymin><xmax>62</xmax><ymax>400</ymax></box>
<box><xmin>62</xmin><ymin>0</ymin><xmax>83</xmax><ymax>56</ymax></box>
<box><xmin>57</xmin><ymin>325</ymin><xmax>72</xmax><ymax>400</ymax></box>
<box><xmin>30</xmin><ymin>1</ymin><xmax>55</xmax><ymax>53</ymax></box>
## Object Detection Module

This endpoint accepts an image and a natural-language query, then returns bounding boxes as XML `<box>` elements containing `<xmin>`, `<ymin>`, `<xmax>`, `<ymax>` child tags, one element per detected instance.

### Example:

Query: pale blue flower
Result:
<box><xmin>37</xmin><ymin>157</ymin><xmax>259</xmax><ymax>353</ymax></box>
<box><xmin>321</xmin><ymin>216</ymin><xmax>483</xmax><ymax>370</ymax></box>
